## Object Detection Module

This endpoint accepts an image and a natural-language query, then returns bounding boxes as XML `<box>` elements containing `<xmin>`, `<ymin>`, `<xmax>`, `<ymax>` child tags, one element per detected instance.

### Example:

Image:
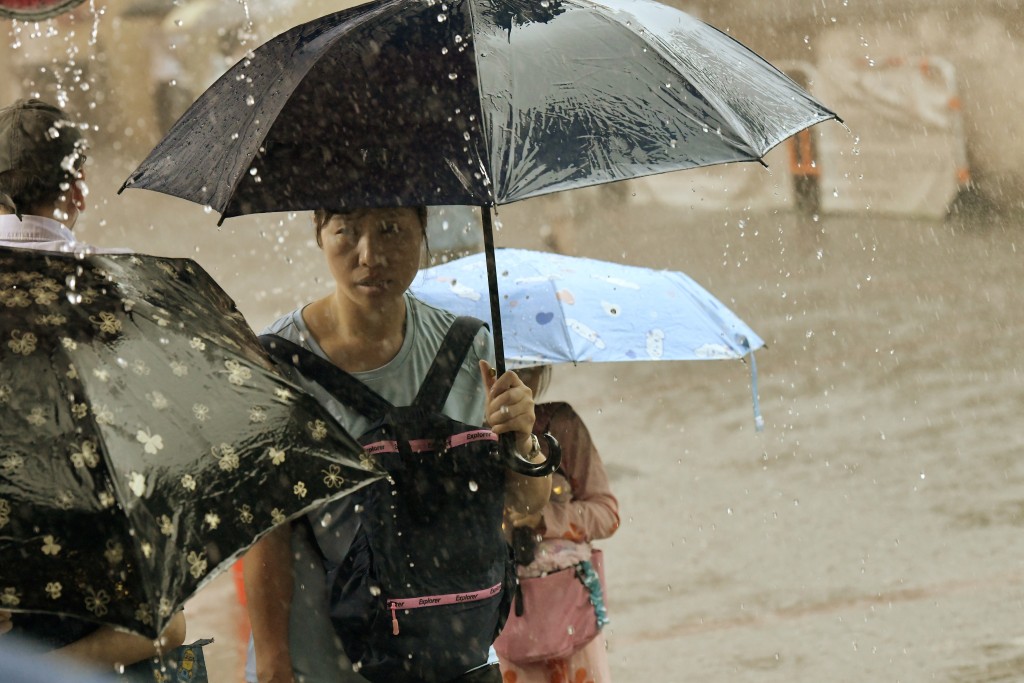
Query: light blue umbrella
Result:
<box><xmin>412</xmin><ymin>248</ymin><xmax>765</xmax><ymax>429</ymax></box>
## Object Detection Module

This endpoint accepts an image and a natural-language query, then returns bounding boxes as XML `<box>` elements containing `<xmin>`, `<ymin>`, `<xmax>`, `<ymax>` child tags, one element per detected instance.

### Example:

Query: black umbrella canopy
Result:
<box><xmin>0</xmin><ymin>246</ymin><xmax>382</xmax><ymax>639</ymax></box>
<box><xmin>120</xmin><ymin>0</ymin><xmax>837</xmax><ymax>476</ymax></box>
<box><xmin>121</xmin><ymin>0</ymin><xmax>839</xmax><ymax>220</ymax></box>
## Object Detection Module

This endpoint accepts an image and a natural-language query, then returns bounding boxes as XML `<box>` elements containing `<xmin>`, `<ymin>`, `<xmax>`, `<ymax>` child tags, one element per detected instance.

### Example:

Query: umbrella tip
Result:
<box><xmin>117</xmin><ymin>172</ymin><xmax>140</xmax><ymax>195</ymax></box>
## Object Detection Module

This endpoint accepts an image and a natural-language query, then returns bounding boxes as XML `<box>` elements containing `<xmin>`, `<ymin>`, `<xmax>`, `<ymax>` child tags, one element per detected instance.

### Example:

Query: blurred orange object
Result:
<box><xmin>232</xmin><ymin>558</ymin><xmax>248</xmax><ymax>607</ymax></box>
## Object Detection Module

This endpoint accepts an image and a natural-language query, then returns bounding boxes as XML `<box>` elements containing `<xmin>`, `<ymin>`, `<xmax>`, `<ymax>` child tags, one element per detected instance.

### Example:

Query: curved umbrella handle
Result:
<box><xmin>501</xmin><ymin>431</ymin><xmax>561</xmax><ymax>477</ymax></box>
<box><xmin>481</xmin><ymin>207</ymin><xmax>560</xmax><ymax>477</ymax></box>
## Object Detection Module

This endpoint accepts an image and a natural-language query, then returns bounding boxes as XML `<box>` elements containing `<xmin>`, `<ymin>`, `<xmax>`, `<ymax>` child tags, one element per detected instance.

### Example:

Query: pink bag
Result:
<box><xmin>494</xmin><ymin>549</ymin><xmax>606</xmax><ymax>664</ymax></box>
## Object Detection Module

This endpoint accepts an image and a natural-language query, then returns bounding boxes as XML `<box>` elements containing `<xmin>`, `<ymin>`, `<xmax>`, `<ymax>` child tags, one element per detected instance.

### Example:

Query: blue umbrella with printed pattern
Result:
<box><xmin>411</xmin><ymin>248</ymin><xmax>765</xmax><ymax>427</ymax></box>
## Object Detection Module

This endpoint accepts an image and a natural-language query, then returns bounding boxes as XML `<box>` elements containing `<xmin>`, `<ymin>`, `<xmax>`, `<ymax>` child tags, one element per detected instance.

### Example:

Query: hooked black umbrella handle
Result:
<box><xmin>480</xmin><ymin>207</ymin><xmax>559</xmax><ymax>477</ymax></box>
<box><xmin>502</xmin><ymin>431</ymin><xmax>561</xmax><ymax>477</ymax></box>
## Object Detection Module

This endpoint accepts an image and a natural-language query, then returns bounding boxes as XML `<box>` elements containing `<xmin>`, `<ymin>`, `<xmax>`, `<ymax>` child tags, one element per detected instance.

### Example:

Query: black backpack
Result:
<box><xmin>261</xmin><ymin>317</ymin><xmax>514</xmax><ymax>683</ymax></box>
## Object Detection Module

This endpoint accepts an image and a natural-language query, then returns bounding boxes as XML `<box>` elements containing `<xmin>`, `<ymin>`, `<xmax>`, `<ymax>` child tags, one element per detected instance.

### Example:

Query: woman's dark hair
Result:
<box><xmin>0</xmin><ymin>153</ymin><xmax>87</xmax><ymax>216</ymax></box>
<box><xmin>313</xmin><ymin>206</ymin><xmax>429</xmax><ymax>247</ymax></box>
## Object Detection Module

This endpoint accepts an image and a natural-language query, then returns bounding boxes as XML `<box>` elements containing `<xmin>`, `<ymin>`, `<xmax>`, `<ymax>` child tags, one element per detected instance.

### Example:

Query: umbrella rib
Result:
<box><xmin>185</xmin><ymin>472</ymin><xmax>383</xmax><ymax>609</ymax></box>
<box><xmin>535</xmin><ymin>254</ymin><xmax>579</xmax><ymax>363</ymax></box>
<box><xmin>585</xmin><ymin>6</ymin><xmax>761</xmax><ymax>157</ymax></box>
<box><xmin>218</xmin><ymin>0</ymin><xmax>409</xmax><ymax>221</ymax></box>
<box><xmin>628</xmin><ymin>12</ymin><xmax>838</xmax><ymax>153</ymax></box>
<box><xmin>51</xmin><ymin>343</ymin><xmax>166</xmax><ymax>634</ymax></box>
<box><xmin>465</xmin><ymin>0</ymin><xmax>498</xmax><ymax>205</ymax></box>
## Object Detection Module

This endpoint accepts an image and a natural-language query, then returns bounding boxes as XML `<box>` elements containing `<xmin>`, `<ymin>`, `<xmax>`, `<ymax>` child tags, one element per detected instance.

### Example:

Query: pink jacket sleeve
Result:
<box><xmin>535</xmin><ymin>402</ymin><xmax>620</xmax><ymax>543</ymax></box>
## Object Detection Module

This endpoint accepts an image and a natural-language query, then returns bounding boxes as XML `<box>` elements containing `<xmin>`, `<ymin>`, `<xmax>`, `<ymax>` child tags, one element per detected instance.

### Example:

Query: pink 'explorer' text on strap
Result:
<box><xmin>388</xmin><ymin>582</ymin><xmax>503</xmax><ymax>611</ymax></box>
<box><xmin>387</xmin><ymin>582</ymin><xmax>503</xmax><ymax>636</ymax></box>
<box><xmin>363</xmin><ymin>429</ymin><xmax>497</xmax><ymax>456</ymax></box>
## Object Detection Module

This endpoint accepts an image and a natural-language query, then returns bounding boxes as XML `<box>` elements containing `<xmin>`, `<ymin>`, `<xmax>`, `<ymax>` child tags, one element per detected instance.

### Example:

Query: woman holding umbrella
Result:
<box><xmin>244</xmin><ymin>206</ymin><xmax>552</xmax><ymax>683</ymax></box>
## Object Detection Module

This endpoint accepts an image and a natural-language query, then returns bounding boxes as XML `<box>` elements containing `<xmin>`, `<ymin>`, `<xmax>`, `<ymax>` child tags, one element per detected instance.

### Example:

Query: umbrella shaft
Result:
<box><xmin>481</xmin><ymin>208</ymin><xmax>506</xmax><ymax>375</ymax></box>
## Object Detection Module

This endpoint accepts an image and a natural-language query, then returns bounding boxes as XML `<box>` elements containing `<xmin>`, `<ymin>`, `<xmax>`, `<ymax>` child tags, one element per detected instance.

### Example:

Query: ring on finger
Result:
<box><xmin>501</xmin><ymin>405</ymin><xmax>510</xmax><ymax>417</ymax></box>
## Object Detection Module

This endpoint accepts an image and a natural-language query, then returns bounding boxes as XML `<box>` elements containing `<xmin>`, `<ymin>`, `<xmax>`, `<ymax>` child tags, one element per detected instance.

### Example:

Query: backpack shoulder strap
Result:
<box><xmin>413</xmin><ymin>316</ymin><xmax>486</xmax><ymax>412</ymax></box>
<box><xmin>259</xmin><ymin>333</ymin><xmax>393</xmax><ymax>421</ymax></box>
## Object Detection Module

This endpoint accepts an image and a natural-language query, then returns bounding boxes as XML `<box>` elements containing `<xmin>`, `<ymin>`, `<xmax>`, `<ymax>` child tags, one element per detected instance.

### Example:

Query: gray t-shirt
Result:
<box><xmin>247</xmin><ymin>293</ymin><xmax>494</xmax><ymax>683</ymax></box>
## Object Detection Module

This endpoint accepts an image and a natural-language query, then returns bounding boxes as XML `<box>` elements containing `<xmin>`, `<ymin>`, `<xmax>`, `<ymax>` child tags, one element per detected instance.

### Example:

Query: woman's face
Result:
<box><xmin>320</xmin><ymin>207</ymin><xmax>424</xmax><ymax>309</ymax></box>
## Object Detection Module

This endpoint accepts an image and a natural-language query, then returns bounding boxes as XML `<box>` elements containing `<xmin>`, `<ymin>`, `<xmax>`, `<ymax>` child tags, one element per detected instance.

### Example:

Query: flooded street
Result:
<box><xmin>547</xmin><ymin>205</ymin><xmax>1024</xmax><ymax>683</ymax></box>
<box><xmin>88</xmin><ymin>168</ymin><xmax>1024</xmax><ymax>682</ymax></box>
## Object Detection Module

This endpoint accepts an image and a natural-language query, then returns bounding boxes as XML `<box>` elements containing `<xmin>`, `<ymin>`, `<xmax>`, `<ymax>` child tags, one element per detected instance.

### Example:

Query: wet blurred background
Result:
<box><xmin>4</xmin><ymin>0</ymin><xmax>1024</xmax><ymax>214</ymax></box>
<box><xmin>3</xmin><ymin>1</ymin><xmax>1023</xmax><ymax>681</ymax></box>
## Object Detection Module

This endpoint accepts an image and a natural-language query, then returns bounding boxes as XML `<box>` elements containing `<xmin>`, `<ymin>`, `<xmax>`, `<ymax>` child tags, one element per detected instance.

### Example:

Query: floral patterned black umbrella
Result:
<box><xmin>0</xmin><ymin>246</ymin><xmax>382</xmax><ymax>639</ymax></box>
